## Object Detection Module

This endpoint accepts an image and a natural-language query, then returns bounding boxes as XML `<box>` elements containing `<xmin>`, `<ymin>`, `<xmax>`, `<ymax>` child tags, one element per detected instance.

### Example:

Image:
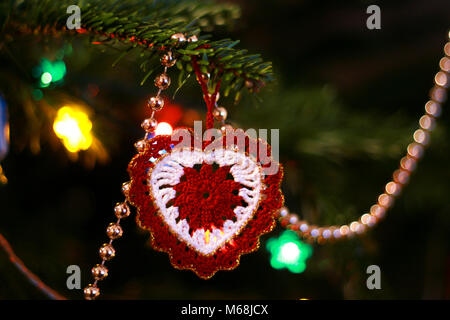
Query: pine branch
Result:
<box><xmin>1</xmin><ymin>0</ymin><xmax>272</xmax><ymax>99</ymax></box>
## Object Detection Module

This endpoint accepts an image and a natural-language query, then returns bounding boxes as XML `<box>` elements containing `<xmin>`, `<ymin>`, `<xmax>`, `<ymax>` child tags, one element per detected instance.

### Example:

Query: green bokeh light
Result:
<box><xmin>37</xmin><ymin>58</ymin><xmax>66</xmax><ymax>87</ymax></box>
<box><xmin>266</xmin><ymin>230</ymin><xmax>313</xmax><ymax>273</ymax></box>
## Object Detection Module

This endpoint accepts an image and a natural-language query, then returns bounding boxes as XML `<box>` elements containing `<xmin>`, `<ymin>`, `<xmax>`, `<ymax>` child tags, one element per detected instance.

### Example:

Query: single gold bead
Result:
<box><xmin>121</xmin><ymin>182</ymin><xmax>131</xmax><ymax>197</ymax></box>
<box><xmin>378</xmin><ymin>193</ymin><xmax>394</xmax><ymax>208</ymax></box>
<box><xmin>309</xmin><ymin>227</ymin><xmax>320</xmax><ymax>238</ymax></box>
<box><xmin>106</xmin><ymin>223</ymin><xmax>123</xmax><ymax>240</ymax></box>
<box><xmin>370</xmin><ymin>204</ymin><xmax>386</xmax><ymax>219</ymax></box>
<box><xmin>322</xmin><ymin>228</ymin><xmax>332</xmax><ymax>239</ymax></box>
<box><xmin>147</xmin><ymin>96</ymin><xmax>165</xmax><ymax>111</ymax></box>
<box><xmin>84</xmin><ymin>284</ymin><xmax>100</xmax><ymax>300</ymax></box>
<box><xmin>161</xmin><ymin>52</ymin><xmax>176</xmax><ymax>67</ymax></box>
<box><xmin>435</xmin><ymin>71</ymin><xmax>449</xmax><ymax>88</ymax></box>
<box><xmin>213</xmin><ymin>106</ymin><xmax>227</xmax><ymax>121</ymax></box>
<box><xmin>141</xmin><ymin>118</ymin><xmax>158</xmax><ymax>132</ymax></box>
<box><xmin>444</xmin><ymin>42</ymin><xmax>450</xmax><ymax>56</ymax></box>
<box><xmin>385</xmin><ymin>181</ymin><xmax>401</xmax><ymax>196</ymax></box>
<box><xmin>170</xmin><ymin>32</ymin><xmax>186</xmax><ymax>43</ymax></box>
<box><xmin>407</xmin><ymin>143</ymin><xmax>424</xmax><ymax>159</ymax></box>
<box><xmin>361</xmin><ymin>213</ymin><xmax>375</xmax><ymax>226</ymax></box>
<box><xmin>430</xmin><ymin>86</ymin><xmax>447</xmax><ymax>103</ymax></box>
<box><xmin>279</xmin><ymin>207</ymin><xmax>289</xmax><ymax>217</ymax></box>
<box><xmin>339</xmin><ymin>225</ymin><xmax>350</xmax><ymax>237</ymax></box>
<box><xmin>154</xmin><ymin>73</ymin><xmax>171</xmax><ymax>89</ymax></box>
<box><xmin>440</xmin><ymin>57</ymin><xmax>450</xmax><ymax>72</ymax></box>
<box><xmin>400</xmin><ymin>156</ymin><xmax>417</xmax><ymax>172</ymax></box>
<box><xmin>332</xmin><ymin>227</ymin><xmax>342</xmax><ymax>239</ymax></box>
<box><xmin>413</xmin><ymin>129</ymin><xmax>430</xmax><ymax>146</ymax></box>
<box><xmin>187</xmin><ymin>35</ymin><xmax>198</xmax><ymax>42</ymax></box>
<box><xmin>134</xmin><ymin>139</ymin><xmax>147</xmax><ymax>152</ymax></box>
<box><xmin>91</xmin><ymin>264</ymin><xmax>109</xmax><ymax>281</ymax></box>
<box><xmin>114</xmin><ymin>202</ymin><xmax>130</xmax><ymax>219</ymax></box>
<box><xmin>288</xmin><ymin>214</ymin><xmax>298</xmax><ymax>225</ymax></box>
<box><xmin>419</xmin><ymin>115</ymin><xmax>436</xmax><ymax>131</ymax></box>
<box><xmin>393</xmin><ymin>169</ymin><xmax>410</xmax><ymax>185</ymax></box>
<box><xmin>349</xmin><ymin>221</ymin><xmax>361</xmax><ymax>233</ymax></box>
<box><xmin>425</xmin><ymin>100</ymin><xmax>441</xmax><ymax>118</ymax></box>
<box><xmin>99</xmin><ymin>243</ymin><xmax>115</xmax><ymax>261</ymax></box>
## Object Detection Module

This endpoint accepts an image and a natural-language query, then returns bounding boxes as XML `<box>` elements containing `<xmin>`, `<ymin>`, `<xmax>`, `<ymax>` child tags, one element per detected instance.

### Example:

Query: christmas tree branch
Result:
<box><xmin>1</xmin><ymin>0</ymin><xmax>273</xmax><ymax>100</ymax></box>
<box><xmin>0</xmin><ymin>233</ymin><xmax>67</xmax><ymax>300</ymax></box>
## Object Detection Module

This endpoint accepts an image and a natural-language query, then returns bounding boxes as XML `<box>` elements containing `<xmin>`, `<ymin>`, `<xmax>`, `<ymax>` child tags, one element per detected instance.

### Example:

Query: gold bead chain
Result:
<box><xmin>83</xmin><ymin>34</ymin><xmax>195</xmax><ymax>299</ymax></box>
<box><xmin>278</xmin><ymin>33</ymin><xmax>450</xmax><ymax>244</ymax></box>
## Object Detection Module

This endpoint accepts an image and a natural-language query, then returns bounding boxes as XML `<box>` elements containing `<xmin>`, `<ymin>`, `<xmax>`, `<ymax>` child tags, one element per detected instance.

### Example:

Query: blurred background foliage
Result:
<box><xmin>0</xmin><ymin>0</ymin><xmax>450</xmax><ymax>299</ymax></box>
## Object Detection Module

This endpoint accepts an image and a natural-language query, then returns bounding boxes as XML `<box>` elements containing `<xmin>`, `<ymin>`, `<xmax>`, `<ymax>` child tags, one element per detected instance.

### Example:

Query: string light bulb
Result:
<box><xmin>266</xmin><ymin>231</ymin><xmax>312</xmax><ymax>273</ymax></box>
<box><xmin>40</xmin><ymin>72</ymin><xmax>52</xmax><ymax>85</ymax></box>
<box><xmin>34</xmin><ymin>58</ymin><xmax>67</xmax><ymax>88</ymax></box>
<box><xmin>154</xmin><ymin>122</ymin><xmax>173</xmax><ymax>136</ymax></box>
<box><xmin>53</xmin><ymin>106</ymin><xmax>93</xmax><ymax>153</ymax></box>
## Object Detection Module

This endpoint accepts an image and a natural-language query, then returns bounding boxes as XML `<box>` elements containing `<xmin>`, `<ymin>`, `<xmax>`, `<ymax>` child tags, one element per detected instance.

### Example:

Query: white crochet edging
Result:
<box><xmin>149</xmin><ymin>148</ymin><xmax>262</xmax><ymax>255</ymax></box>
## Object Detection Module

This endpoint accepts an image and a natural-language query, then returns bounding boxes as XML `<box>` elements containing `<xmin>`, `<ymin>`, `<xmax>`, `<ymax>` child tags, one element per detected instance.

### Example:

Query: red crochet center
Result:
<box><xmin>127</xmin><ymin>129</ymin><xmax>284</xmax><ymax>279</ymax></box>
<box><xmin>173</xmin><ymin>164</ymin><xmax>244</xmax><ymax>232</ymax></box>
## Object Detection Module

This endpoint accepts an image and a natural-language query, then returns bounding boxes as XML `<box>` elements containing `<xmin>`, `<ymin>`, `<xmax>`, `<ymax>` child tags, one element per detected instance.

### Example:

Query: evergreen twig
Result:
<box><xmin>1</xmin><ymin>0</ymin><xmax>273</xmax><ymax>98</ymax></box>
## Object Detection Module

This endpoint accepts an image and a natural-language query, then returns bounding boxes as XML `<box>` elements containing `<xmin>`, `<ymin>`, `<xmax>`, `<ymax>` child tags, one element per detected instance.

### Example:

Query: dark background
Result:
<box><xmin>1</xmin><ymin>0</ymin><xmax>450</xmax><ymax>299</ymax></box>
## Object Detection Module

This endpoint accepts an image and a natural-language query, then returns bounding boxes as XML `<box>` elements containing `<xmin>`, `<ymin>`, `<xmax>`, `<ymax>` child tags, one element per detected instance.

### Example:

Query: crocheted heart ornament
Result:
<box><xmin>126</xmin><ymin>129</ymin><xmax>283</xmax><ymax>279</ymax></box>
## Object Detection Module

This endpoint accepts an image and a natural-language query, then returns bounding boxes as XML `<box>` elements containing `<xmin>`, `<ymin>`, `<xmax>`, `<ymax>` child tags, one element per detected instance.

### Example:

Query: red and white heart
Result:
<box><xmin>150</xmin><ymin>148</ymin><xmax>262</xmax><ymax>255</ymax></box>
<box><xmin>126</xmin><ymin>130</ymin><xmax>283</xmax><ymax>279</ymax></box>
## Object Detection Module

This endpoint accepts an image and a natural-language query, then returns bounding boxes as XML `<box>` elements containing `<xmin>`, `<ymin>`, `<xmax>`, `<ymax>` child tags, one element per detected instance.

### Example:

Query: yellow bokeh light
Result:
<box><xmin>53</xmin><ymin>106</ymin><xmax>93</xmax><ymax>153</ymax></box>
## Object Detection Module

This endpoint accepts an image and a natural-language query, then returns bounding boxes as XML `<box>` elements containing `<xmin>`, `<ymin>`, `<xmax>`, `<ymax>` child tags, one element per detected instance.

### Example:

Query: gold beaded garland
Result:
<box><xmin>84</xmin><ymin>37</ymin><xmax>180</xmax><ymax>299</ymax></box>
<box><xmin>278</xmin><ymin>37</ymin><xmax>449</xmax><ymax>243</ymax></box>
